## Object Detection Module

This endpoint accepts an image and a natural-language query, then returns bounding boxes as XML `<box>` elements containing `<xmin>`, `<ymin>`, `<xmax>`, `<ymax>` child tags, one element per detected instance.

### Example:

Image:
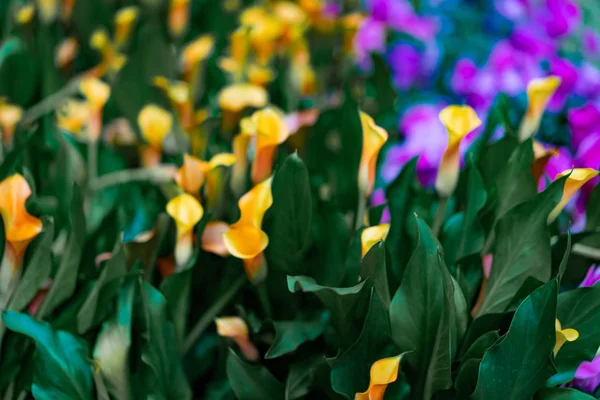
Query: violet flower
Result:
<box><xmin>573</xmin><ymin>355</ymin><xmax>600</xmax><ymax>394</ymax></box>
<box><xmin>580</xmin><ymin>265</ymin><xmax>600</xmax><ymax>288</ymax></box>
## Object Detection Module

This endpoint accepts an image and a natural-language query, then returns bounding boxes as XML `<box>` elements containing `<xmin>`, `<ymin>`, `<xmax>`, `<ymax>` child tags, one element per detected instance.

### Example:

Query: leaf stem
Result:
<box><xmin>20</xmin><ymin>76</ymin><xmax>82</xmax><ymax>126</ymax></box>
<box><xmin>182</xmin><ymin>275</ymin><xmax>246</xmax><ymax>355</ymax></box>
<box><xmin>354</xmin><ymin>195</ymin><xmax>367</xmax><ymax>231</ymax></box>
<box><xmin>89</xmin><ymin>166</ymin><xmax>175</xmax><ymax>192</ymax></box>
<box><xmin>432</xmin><ymin>197</ymin><xmax>448</xmax><ymax>236</ymax></box>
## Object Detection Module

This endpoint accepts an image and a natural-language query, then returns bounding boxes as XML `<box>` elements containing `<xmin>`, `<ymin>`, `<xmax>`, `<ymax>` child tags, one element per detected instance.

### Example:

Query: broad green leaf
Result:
<box><xmin>265</xmin><ymin>313</ymin><xmax>329</xmax><ymax>359</ymax></box>
<box><xmin>93</xmin><ymin>282</ymin><xmax>136</xmax><ymax>400</ymax></box>
<box><xmin>368</xmin><ymin>203</ymin><xmax>387</xmax><ymax>226</ymax></box>
<box><xmin>37</xmin><ymin>186</ymin><xmax>85</xmax><ymax>319</ymax></box>
<box><xmin>226</xmin><ymin>349</ymin><xmax>284</xmax><ymax>400</ymax></box>
<box><xmin>8</xmin><ymin>220</ymin><xmax>54</xmax><ymax>312</ymax></box>
<box><xmin>441</xmin><ymin>164</ymin><xmax>487</xmax><ymax>267</ymax></box>
<box><xmin>342</xmin><ymin>226</ymin><xmax>365</xmax><ymax>286</ymax></box>
<box><xmin>534</xmin><ymin>388</ymin><xmax>596</xmax><ymax>399</ymax></box>
<box><xmin>549</xmin><ymin>284</ymin><xmax>600</xmax><ymax>385</ymax></box>
<box><xmin>331</xmin><ymin>290</ymin><xmax>399</xmax><ymax>399</ymax></box>
<box><xmin>266</xmin><ymin>154</ymin><xmax>312</xmax><ymax>275</ymax></box>
<box><xmin>139</xmin><ymin>281</ymin><xmax>192</xmax><ymax>400</ymax></box>
<box><xmin>467</xmin><ymin>93</ymin><xmax>512</xmax><ymax>164</ymax></box>
<box><xmin>0</xmin><ymin>36</ymin><xmax>38</xmax><ymax>105</ymax></box>
<box><xmin>385</xmin><ymin>157</ymin><xmax>418</xmax><ymax>280</ymax></box>
<box><xmin>389</xmin><ymin>216</ymin><xmax>464</xmax><ymax>399</ymax></box>
<box><xmin>460</xmin><ymin>330</ymin><xmax>501</xmax><ymax>363</ymax></box>
<box><xmin>473</xmin><ymin>281</ymin><xmax>558</xmax><ymax>400</ymax></box>
<box><xmin>285</xmin><ymin>355</ymin><xmax>327</xmax><ymax>400</ymax></box>
<box><xmin>477</xmin><ymin>177</ymin><xmax>565</xmax><ymax>316</ymax></box>
<box><xmin>2</xmin><ymin>311</ymin><xmax>92</xmax><ymax>400</ymax></box>
<box><xmin>309</xmin><ymin>208</ymin><xmax>350</xmax><ymax>287</ymax></box>
<box><xmin>360</xmin><ymin>242</ymin><xmax>390</xmax><ymax>306</ymax></box>
<box><xmin>287</xmin><ymin>275</ymin><xmax>367</xmax><ymax>345</ymax></box>
<box><xmin>478</xmin><ymin>135</ymin><xmax>519</xmax><ymax>189</ymax></box>
<box><xmin>77</xmin><ymin>240</ymin><xmax>128</xmax><ymax>334</ymax></box>
<box><xmin>455</xmin><ymin>331</ymin><xmax>501</xmax><ymax>397</ymax></box>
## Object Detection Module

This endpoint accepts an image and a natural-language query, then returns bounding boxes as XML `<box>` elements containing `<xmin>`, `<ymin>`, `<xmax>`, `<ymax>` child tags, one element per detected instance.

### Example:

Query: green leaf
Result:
<box><xmin>37</xmin><ymin>186</ymin><xmax>85</xmax><ymax>319</ymax></box>
<box><xmin>8</xmin><ymin>220</ymin><xmax>54</xmax><ymax>312</ymax></box>
<box><xmin>331</xmin><ymin>290</ymin><xmax>399</xmax><ymax>399</ymax></box>
<box><xmin>534</xmin><ymin>388</ymin><xmax>596</xmax><ymax>400</ymax></box>
<box><xmin>360</xmin><ymin>242</ymin><xmax>390</xmax><ymax>306</ymax></box>
<box><xmin>77</xmin><ymin>239</ymin><xmax>128</xmax><ymax>334</ymax></box>
<box><xmin>265</xmin><ymin>313</ymin><xmax>329</xmax><ymax>359</ymax></box>
<box><xmin>125</xmin><ymin>213</ymin><xmax>170</xmax><ymax>272</ymax></box>
<box><xmin>139</xmin><ymin>281</ymin><xmax>192</xmax><ymax>400</ymax></box>
<box><xmin>477</xmin><ymin>177</ymin><xmax>565</xmax><ymax>316</ymax></box>
<box><xmin>389</xmin><ymin>216</ymin><xmax>464</xmax><ymax>399</ymax></box>
<box><xmin>285</xmin><ymin>355</ymin><xmax>327</xmax><ymax>400</ymax></box>
<box><xmin>472</xmin><ymin>281</ymin><xmax>558</xmax><ymax>400</ymax></box>
<box><xmin>441</xmin><ymin>164</ymin><xmax>487</xmax><ymax>267</ymax></box>
<box><xmin>226</xmin><ymin>349</ymin><xmax>284</xmax><ymax>400</ymax></box>
<box><xmin>460</xmin><ymin>330</ymin><xmax>501</xmax><ymax>363</ymax></box>
<box><xmin>549</xmin><ymin>284</ymin><xmax>600</xmax><ymax>385</ymax></box>
<box><xmin>93</xmin><ymin>282</ymin><xmax>136</xmax><ymax>400</ymax></box>
<box><xmin>368</xmin><ymin>203</ymin><xmax>387</xmax><ymax>226</ymax></box>
<box><xmin>558</xmin><ymin>230</ymin><xmax>571</xmax><ymax>282</ymax></box>
<box><xmin>266</xmin><ymin>154</ymin><xmax>312</xmax><ymax>275</ymax></box>
<box><xmin>287</xmin><ymin>275</ymin><xmax>367</xmax><ymax>345</ymax></box>
<box><xmin>2</xmin><ymin>311</ymin><xmax>93</xmax><ymax>400</ymax></box>
<box><xmin>385</xmin><ymin>157</ymin><xmax>418</xmax><ymax>280</ymax></box>
<box><xmin>455</xmin><ymin>330</ymin><xmax>501</xmax><ymax>397</ymax></box>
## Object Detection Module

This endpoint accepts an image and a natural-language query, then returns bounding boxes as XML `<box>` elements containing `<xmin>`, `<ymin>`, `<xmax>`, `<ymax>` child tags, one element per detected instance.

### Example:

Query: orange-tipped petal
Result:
<box><xmin>222</xmin><ymin>223</ymin><xmax>269</xmax><ymax>259</ymax></box>
<box><xmin>251</xmin><ymin>108</ymin><xmax>289</xmax><ymax>184</ymax></box>
<box><xmin>168</xmin><ymin>0</ymin><xmax>190</xmax><ymax>38</ymax></box>
<box><xmin>435</xmin><ymin>105</ymin><xmax>481</xmax><ymax>197</ymax></box>
<box><xmin>519</xmin><ymin>76</ymin><xmax>561</xmax><ymax>142</ymax></box>
<box><xmin>138</xmin><ymin>104</ymin><xmax>173</xmax><ymax>148</ymax></box>
<box><xmin>355</xmin><ymin>355</ymin><xmax>402</xmax><ymax>400</ymax></box>
<box><xmin>114</xmin><ymin>6</ymin><xmax>138</xmax><ymax>47</ymax></box>
<box><xmin>166</xmin><ymin>193</ymin><xmax>204</xmax><ymax>237</ymax></box>
<box><xmin>215</xmin><ymin>317</ymin><xmax>259</xmax><ymax>361</ymax></box>
<box><xmin>238</xmin><ymin>177</ymin><xmax>273</xmax><ymax>228</ymax></box>
<box><xmin>218</xmin><ymin>84</ymin><xmax>268</xmax><ymax>113</ymax></box>
<box><xmin>548</xmin><ymin>168</ymin><xmax>599</xmax><ymax>223</ymax></box>
<box><xmin>0</xmin><ymin>174</ymin><xmax>43</xmax><ymax>257</ymax></box>
<box><xmin>201</xmin><ymin>221</ymin><xmax>230</xmax><ymax>256</ymax></box>
<box><xmin>361</xmin><ymin>223</ymin><xmax>390</xmax><ymax>257</ymax></box>
<box><xmin>358</xmin><ymin>112</ymin><xmax>388</xmax><ymax>196</ymax></box>
<box><xmin>175</xmin><ymin>154</ymin><xmax>209</xmax><ymax>194</ymax></box>
<box><xmin>181</xmin><ymin>35</ymin><xmax>215</xmax><ymax>75</ymax></box>
<box><xmin>80</xmin><ymin>76</ymin><xmax>110</xmax><ymax>111</ymax></box>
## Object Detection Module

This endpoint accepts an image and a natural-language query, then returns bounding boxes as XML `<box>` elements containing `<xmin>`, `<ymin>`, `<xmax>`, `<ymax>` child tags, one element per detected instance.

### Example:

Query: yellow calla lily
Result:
<box><xmin>223</xmin><ymin>178</ymin><xmax>273</xmax><ymax>283</ymax></box>
<box><xmin>218</xmin><ymin>83</ymin><xmax>269</xmax><ymax>114</ymax></box>
<box><xmin>358</xmin><ymin>112</ymin><xmax>389</xmax><ymax>196</ymax></box>
<box><xmin>519</xmin><ymin>76</ymin><xmax>561</xmax><ymax>142</ymax></box>
<box><xmin>137</xmin><ymin>104</ymin><xmax>173</xmax><ymax>167</ymax></box>
<box><xmin>251</xmin><ymin>107</ymin><xmax>290</xmax><ymax>184</ymax></box>
<box><xmin>215</xmin><ymin>317</ymin><xmax>259</xmax><ymax>361</ymax></box>
<box><xmin>361</xmin><ymin>224</ymin><xmax>390</xmax><ymax>257</ymax></box>
<box><xmin>355</xmin><ymin>355</ymin><xmax>402</xmax><ymax>400</ymax></box>
<box><xmin>175</xmin><ymin>153</ymin><xmax>236</xmax><ymax>195</ymax></box>
<box><xmin>80</xmin><ymin>76</ymin><xmax>110</xmax><ymax>141</ymax></box>
<box><xmin>15</xmin><ymin>4</ymin><xmax>35</xmax><ymax>25</ymax></box>
<box><xmin>168</xmin><ymin>0</ymin><xmax>190</xmax><ymax>39</ymax></box>
<box><xmin>435</xmin><ymin>105</ymin><xmax>481</xmax><ymax>198</ymax></box>
<box><xmin>56</xmin><ymin>99</ymin><xmax>90</xmax><ymax>136</ymax></box>
<box><xmin>114</xmin><ymin>6</ymin><xmax>138</xmax><ymax>48</ymax></box>
<box><xmin>0</xmin><ymin>174</ymin><xmax>43</xmax><ymax>296</ymax></box>
<box><xmin>532</xmin><ymin>141</ymin><xmax>558</xmax><ymax>183</ymax></box>
<box><xmin>166</xmin><ymin>193</ymin><xmax>204</xmax><ymax>270</ymax></box>
<box><xmin>36</xmin><ymin>0</ymin><xmax>59</xmax><ymax>24</ymax></box>
<box><xmin>181</xmin><ymin>35</ymin><xmax>215</xmax><ymax>82</ymax></box>
<box><xmin>0</xmin><ymin>102</ymin><xmax>23</xmax><ymax>148</ymax></box>
<box><xmin>554</xmin><ymin>319</ymin><xmax>578</xmax><ymax>356</ymax></box>
<box><xmin>89</xmin><ymin>29</ymin><xmax>127</xmax><ymax>76</ymax></box>
<box><xmin>548</xmin><ymin>168</ymin><xmax>599</xmax><ymax>223</ymax></box>
<box><xmin>248</xmin><ymin>64</ymin><xmax>275</xmax><ymax>87</ymax></box>
<box><xmin>153</xmin><ymin>77</ymin><xmax>194</xmax><ymax>130</ymax></box>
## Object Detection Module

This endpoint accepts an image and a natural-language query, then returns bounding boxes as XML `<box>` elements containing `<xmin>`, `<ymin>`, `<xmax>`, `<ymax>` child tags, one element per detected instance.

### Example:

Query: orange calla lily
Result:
<box><xmin>89</xmin><ymin>29</ymin><xmax>127</xmax><ymax>76</ymax></box>
<box><xmin>80</xmin><ymin>76</ymin><xmax>110</xmax><ymax>141</ymax></box>
<box><xmin>168</xmin><ymin>0</ymin><xmax>190</xmax><ymax>39</ymax></box>
<box><xmin>355</xmin><ymin>355</ymin><xmax>402</xmax><ymax>400</ymax></box>
<box><xmin>114</xmin><ymin>6</ymin><xmax>138</xmax><ymax>48</ymax></box>
<box><xmin>519</xmin><ymin>76</ymin><xmax>561</xmax><ymax>142</ymax></box>
<box><xmin>201</xmin><ymin>221</ymin><xmax>230</xmax><ymax>257</ymax></box>
<box><xmin>548</xmin><ymin>168</ymin><xmax>599</xmax><ymax>223</ymax></box>
<box><xmin>166</xmin><ymin>193</ymin><xmax>204</xmax><ymax>270</ymax></box>
<box><xmin>175</xmin><ymin>153</ymin><xmax>236</xmax><ymax>195</ymax></box>
<box><xmin>0</xmin><ymin>102</ymin><xmax>23</xmax><ymax>148</ymax></box>
<box><xmin>55</xmin><ymin>37</ymin><xmax>78</xmax><ymax>69</ymax></box>
<box><xmin>181</xmin><ymin>35</ymin><xmax>215</xmax><ymax>83</ymax></box>
<box><xmin>554</xmin><ymin>319</ymin><xmax>578</xmax><ymax>356</ymax></box>
<box><xmin>223</xmin><ymin>178</ymin><xmax>273</xmax><ymax>283</ymax></box>
<box><xmin>435</xmin><ymin>105</ymin><xmax>481</xmax><ymax>198</ymax></box>
<box><xmin>361</xmin><ymin>223</ymin><xmax>390</xmax><ymax>257</ymax></box>
<box><xmin>251</xmin><ymin>107</ymin><xmax>290</xmax><ymax>184</ymax></box>
<box><xmin>215</xmin><ymin>317</ymin><xmax>259</xmax><ymax>361</ymax></box>
<box><xmin>56</xmin><ymin>99</ymin><xmax>90</xmax><ymax>136</ymax></box>
<box><xmin>154</xmin><ymin>77</ymin><xmax>194</xmax><ymax>129</ymax></box>
<box><xmin>138</xmin><ymin>104</ymin><xmax>173</xmax><ymax>167</ymax></box>
<box><xmin>358</xmin><ymin>112</ymin><xmax>388</xmax><ymax>196</ymax></box>
<box><xmin>532</xmin><ymin>141</ymin><xmax>559</xmax><ymax>183</ymax></box>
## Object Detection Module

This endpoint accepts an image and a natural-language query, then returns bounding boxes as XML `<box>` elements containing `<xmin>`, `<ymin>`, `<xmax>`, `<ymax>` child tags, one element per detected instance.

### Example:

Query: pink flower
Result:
<box><xmin>579</xmin><ymin>265</ymin><xmax>600</xmax><ymax>287</ymax></box>
<box><xmin>548</xmin><ymin>57</ymin><xmax>578</xmax><ymax>111</ymax></box>
<box><xmin>573</xmin><ymin>354</ymin><xmax>600</xmax><ymax>393</ymax></box>
<box><xmin>568</xmin><ymin>103</ymin><xmax>600</xmax><ymax>149</ymax></box>
<box><xmin>451</xmin><ymin>58</ymin><xmax>479</xmax><ymax>94</ymax></box>
<box><xmin>541</xmin><ymin>0</ymin><xmax>581</xmax><ymax>38</ymax></box>
<box><xmin>575</xmin><ymin>63</ymin><xmax>600</xmax><ymax>99</ymax></box>
<box><xmin>354</xmin><ymin>18</ymin><xmax>387</xmax><ymax>65</ymax></box>
<box><xmin>583</xmin><ymin>29</ymin><xmax>600</xmax><ymax>57</ymax></box>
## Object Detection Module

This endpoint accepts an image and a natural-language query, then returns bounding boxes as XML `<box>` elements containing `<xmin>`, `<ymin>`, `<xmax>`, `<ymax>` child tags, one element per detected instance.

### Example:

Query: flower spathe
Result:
<box><xmin>223</xmin><ymin>178</ymin><xmax>273</xmax><ymax>284</ymax></box>
<box><xmin>579</xmin><ymin>265</ymin><xmax>600</xmax><ymax>287</ymax></box>
<box><xmin>519</xmin><ymin>76</ymin><xmax>562</xmax><ymax>142</ymax></box>
<box><xmin>175</xmin><ymin>153</ymin><xmax>236</xmax><ymax>198</ymax></box>
<box><xmin>166</xmin><ymin>193</ymin><xmax>204</xmax><ymax>270</ymax></box>
<box><xmin>138</xmin><ymin>104</ymin><xmax>173</xmax><ymax>167</ymax></box>
<box><xmin>548</xmin><ymin>168</ymin><xmax>599</xmax><ymax>223</ymax></box>
<box><xmin>0</xmin><ymin>101</ymin><xmax>23</xmax><ymax>148</ymax></box>
<box><xmin>181</xmin><ymin>35</ymin><xmax>214</xmax><ymax>82</ymax></box>
<box><xmin>250</xmin><ymin>107</ymin><xmax>290</xmax><ymax>184</ymax></box>
<box><xmin>355</xmin><ymin>355</ymin><xmax>402</xmax><ymax>400</ymax></box>
<box><xmin>358</xmin><ymin>111</ymin><xmax>388</xmax><ymax>196</ymax></box>
<box><xmin>435</xmin><ymin>105</ymin><xmax>481</xmax><ymax>198</ymax></box>
<box><xmin>168</xmin><ymin>0</ymin><xmax>190</xmax><ymax>39</ymax></box>
<box><xmin>554</xmin><ymin>319</ymin><xmax>578</xmax><ymax>356</ymax></box>
<box><xmin>532</xmin><ymin>141</ymin><xmax>559</xmax><ymax>183</ymax></box>
<box><xmin>114</xmin><ymin>6</ymin><xmax>138</xmax><ymax>48</ymax></box>
<box><xmin>218</xmin><ymin>83</ymin><xmax>269</xmax><ymax>114</ymax></box>
<box><xmin>80</xmin><ymin>76</ymin><xmax>110</xmax><ymax>141</ymax></box>
<box><xmin>361</xmin><ymin>223</ymin><xmax>390</xmax><ymax>257</ymax></box>
<box><xmin>215</xmin><ymin>317</ymin><xmax>259</xmax><ymax>361</ymax></box>
<box><xmin>56</xmin><ymin>99</ymin><xmax>90</xmax><ymax>136</ymax></box>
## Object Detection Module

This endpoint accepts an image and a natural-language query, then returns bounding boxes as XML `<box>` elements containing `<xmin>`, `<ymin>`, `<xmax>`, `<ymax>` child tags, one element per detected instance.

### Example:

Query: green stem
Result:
<box><xmin>87</xmin><ymin>140</ymin><xmax>97</xmax><ymax>186</ymax></box>
<box><xmin>432</xmin><ymin>197</ymin><xmax>448</xmax><ymax>236</ymax></box>
<box><xmin>182</xmin><ymin>275</ymin><xmax>246</xmax><ymax>355</ymax></box>
<box><xmin>90</xmin><ymin>166</ymin><xmax>175</xmax><ymax>192</ymax></box>
<box><xmin>354</xmin><ymin>195</ymin><xmax>367</xmax><ymax>231</ymax></box>
<box><xmin>20</xmin><ymin>76</ymin><xmax>82</xmax><ymax>127</ymax></box>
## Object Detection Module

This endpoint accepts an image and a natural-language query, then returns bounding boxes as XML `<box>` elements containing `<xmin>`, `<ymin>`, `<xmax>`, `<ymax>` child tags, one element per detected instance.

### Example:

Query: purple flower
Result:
<box><xmin>548</xmin><ymin>57</ymin><xmax>579</xmax><ymax>111</ymax></box>
<box><xmin>568</xmin><ymin>103</ymin><xmax>600</xmax><ymax>149</ymax></box>
<box><xmin>541</xmin><ymin>0</ymin><xmax>581</xmax><ymax>38</ymax></box>
<box><xmin>580</xmin><ymin>265</ymin><xmax>600</xmax><ymax>287</ymax></box>
<box><xmin>388</xmin><ymin>43</ymin><xmax>422</xmax><ymax>90</ymax></box>
<box><xmin>370</xmin><ymin>188</ymin><xmax>390</xmax><ymax>224</ymax></box>
<box><xmin>573</xmin><ymin>354</ymin><xmax>600</xmax><ymax>393</ymax></box>
<box><xmin>576</xmin><ymin>133</ymin><xmax>600</xmax><ymax>170</ymax></box>
<box><xmin>583</xmin><ymin>29</ymin><xmax>600</xmax><ymax>57</ymax></box>
<box><xmin>510</xmin><ymin>26</ymin><xmax>556</xmax><ymax>58</ymax></box>
<box><xmin>451</xmin><ymin>58</ymin><xmax>479</xmax><ymax>95</ymax></box>
<box><xmin>354</xmin><ymin>18</ymin><xmax>387</xmax><ymax>65</ymax></box>
<box><xmin>575</xmin><ymin>63</ymin><xmax>600</xmax><ymax>100</ymax></box>
<box><xmin>495</xmin><ymin>0</ymin><xmax>529</xmax><ymax>22</ymax></box>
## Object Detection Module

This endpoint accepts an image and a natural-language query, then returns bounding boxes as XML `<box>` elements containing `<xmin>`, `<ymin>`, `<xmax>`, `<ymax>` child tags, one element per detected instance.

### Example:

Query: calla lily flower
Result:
<box><xmin>355</xmin><ymin>355</ymin><xmax>402</xmax><ymax>400</ymax></box>
<box><xmin>80</xmin><ymin>76</ymin><xmax>110</xmax><ymax>141</ymax></box>
<box><xmin>55</xmin><ymin>37</ymin><xmax>78</xmax><ymax>70</ymax></box>
<box><xmin>215</xmin><ymin>317</ymin><xmax>259</xmax><ymax>361</ymax></box>
<box><xmin>89</xmin><ymin>29</ymin><xmax>127</xmax><ymax>76</ymax></box>
<box><xmin>554</xmin><ymin>319</ymin><xmax>578</xmax><ymax>356</ymax></box>
<box><xmin>223</xmin><ymin>178</ymin><xmax>273</xmax><ymax>284</ymax></box>
<box><xmin>0</xmin><ymin>174</ymin><xmax>43</xmax><ymax>296</ymax></box>
<box><xmin>532</xmin><ymin>141</ymin><xmax>558</xmax><ymax>183</ymax></box>
<box><xmin>56</xmin><ymin>99</ymin><xmax>90</xmax><ymax>136</ymax></box>
<box><xmin>248</xmin><ymin>64</ymin><xmax>275</xmax><ymax>87</ymax></box>
<box><xmin>15</xmin><ymin>4</ymin><xmax>35</xmax><ymax>25</ymax></box>
<box><xmin>166</xmin><ymin>193</ymin><xmax>204</xmax><ymax>270</ymax></box>
<box><xmin>0</xmin><ymin>101</ymin><xmax>23</xmax><ymax>148</ymax></box>
<box><xmin>175</xmin><ymin>153</ymin><xmax>237</xmax><ymax>202</ymax></box>
<box><xmin>114</xmin><ymin>6</ymin><xmax>138</xmax><ymax>48</ymax></box>
<box><xmin>36</xmin><ymin>0</ymin><xmax>59</xmax><ymax>24</ymax></box>
<box><xmin>358</xmin><ymin>112</ymin><xmax>389</xmax><ymax>196</ymax></box>
<box><xmin>219</xmin><ymin>28</ymin><xmax>250</xmax><ymax>81</ymax></box>
<box><xmin>181</xmin><ymin>35</ymin><xmax>215</xmax><ymax>83</ymax></box>
<box><xmin>168</xmin><ymin>0</ymin><xmax>190</xmax><ymax>39</ymax></box>
<box><xmin>361</xmin><ymin>223</ymin><xmax>390</xmax><ymax>257</ymax></box>
<box><xmin>137</xmin><ymin>104</ymin><xmax>173</xmax><ymax>167</ymax></box>
<box><xmin>548</xmin><ymin>168</ymin><xmax>599</xmax><ymax>223</ymax></box>
<box><xmin>153</xmin><ymin>77</ymin><xmax>194</xmax><ymax>130</ymax></box>
<box><xmin>435</xmin><ymin>105</ymin><xmax>481</xmax><ymax>198</ymax></box>
<box><xmin>201</xmin><ymin>221</ymin><xmax>230</xmax><ymax>257</ymax></box>
<box><xmin>61</xmin><ymin>0</ymin><xmax>75</xmax><ymax>21</ymax></box>
<box><xmin>518</xmin><ymin>76</ymin><xmax>561</xmax><ymax>142</ymax></box>
<box><xmin>218</xmin><ymin>83</ymin><xmax>269</xmax><ymax>114</ymax></box>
